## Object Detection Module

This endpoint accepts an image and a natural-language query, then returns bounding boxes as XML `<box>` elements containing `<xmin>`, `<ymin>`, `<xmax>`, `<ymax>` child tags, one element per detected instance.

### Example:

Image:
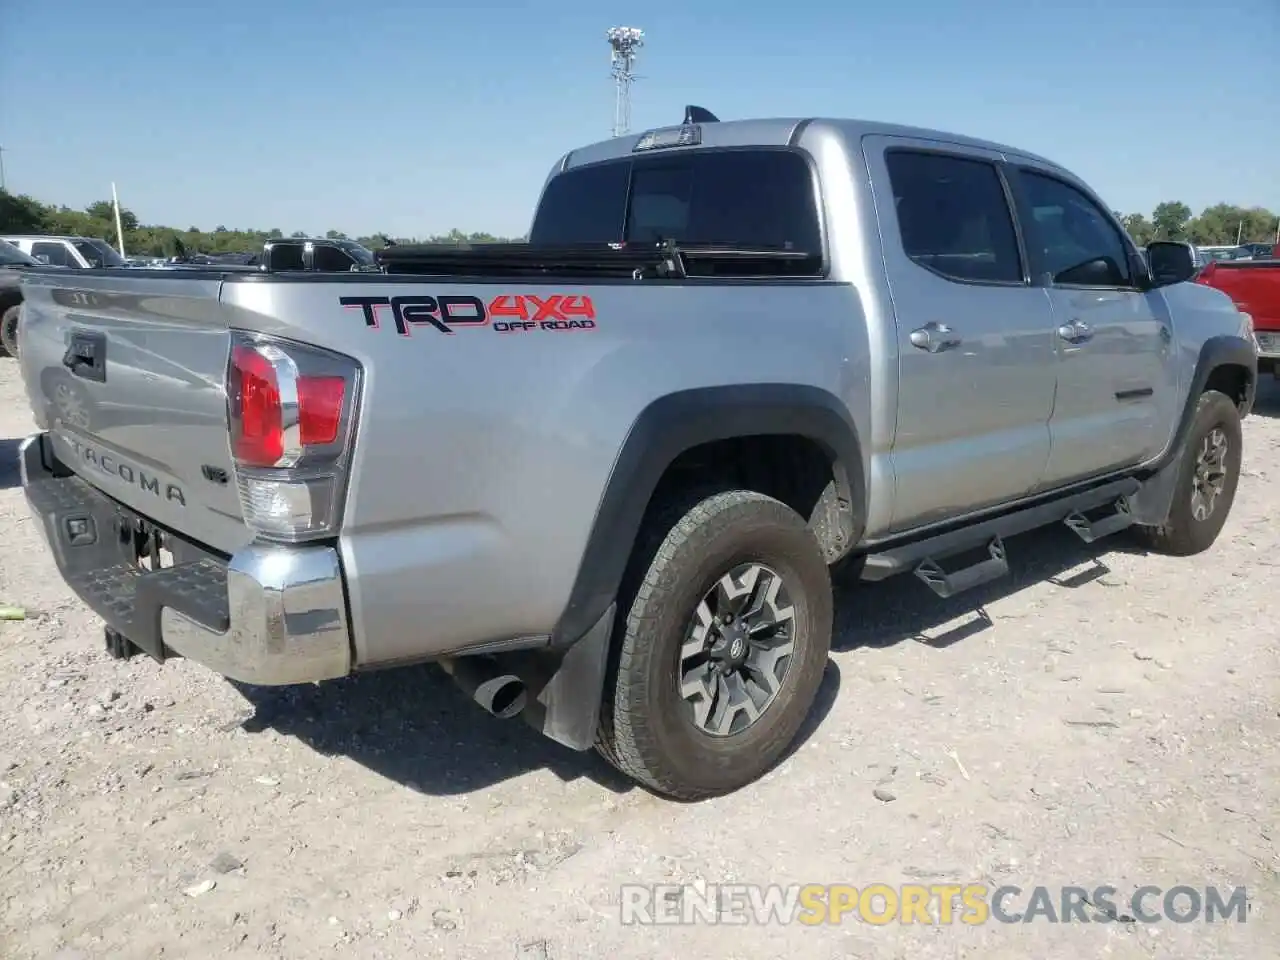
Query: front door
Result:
<box><xmin>1007</xmin><ymin>166</ymin><xmax>1177</xmax><ymax>487</ymax></box>
<box><xmin>865</xmin><ymin>137</ymin><xmax>1057</xmax><ymax>533</ymax></box>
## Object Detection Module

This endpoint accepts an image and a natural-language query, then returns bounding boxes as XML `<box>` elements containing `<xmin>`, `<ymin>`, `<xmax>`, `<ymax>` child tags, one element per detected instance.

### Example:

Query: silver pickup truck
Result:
<box><xmin>15</xmin><ymin>112</ymin><xmax>1258</xmax><ymax>800</ymax></box>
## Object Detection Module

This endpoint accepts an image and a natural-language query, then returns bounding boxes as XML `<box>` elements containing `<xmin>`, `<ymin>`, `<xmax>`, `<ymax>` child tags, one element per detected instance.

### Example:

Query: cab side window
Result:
<box><xmin>271</xmin><ymin>244</ymin><xmax>305</xmax><ymax>271</ymax></box>
<box><xmin>312</xmin><ymin>244</ymin><xmax>354</xmax><ymax>272</ymax></box>
<box><xmin>31</xmin><ymin>241</ymin><xmax>71</xmax><ymax>267</ymax></box>
<box><xmin>1017</xmin><ymin>171</ymin><xmax>1132</xmax><ymax>288</ymax></box>
<box><xmin>884</xmin><ymin>150</ymin><xmax>1024</xmax><ymax>284</ymax></box>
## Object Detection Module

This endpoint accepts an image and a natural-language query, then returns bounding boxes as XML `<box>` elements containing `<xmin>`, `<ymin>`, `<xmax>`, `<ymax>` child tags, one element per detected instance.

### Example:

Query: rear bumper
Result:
<box><xmin>20</xmin><ymin>432</ymin><xmax>352</xmax><ymax>686</ymax></box>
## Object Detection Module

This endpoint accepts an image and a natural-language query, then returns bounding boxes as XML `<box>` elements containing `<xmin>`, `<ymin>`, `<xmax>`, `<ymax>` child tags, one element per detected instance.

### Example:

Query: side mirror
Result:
<box><xmin>1145</xmin><ymin>241</ymin><xmax>1197</xmax><ymax>287</ymax></box>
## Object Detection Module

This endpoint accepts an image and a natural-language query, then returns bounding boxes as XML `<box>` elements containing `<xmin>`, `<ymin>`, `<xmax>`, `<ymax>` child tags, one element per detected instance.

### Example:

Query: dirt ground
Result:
<box><xmin>0</xmin><ymin>357</ymin><xmax>1276</xmax><ymax>960</ymax></box>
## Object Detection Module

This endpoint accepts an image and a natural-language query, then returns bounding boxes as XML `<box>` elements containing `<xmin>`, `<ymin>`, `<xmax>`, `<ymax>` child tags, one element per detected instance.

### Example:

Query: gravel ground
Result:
<box><xmin>1</xmin><ymin>356</ymin><xmax>1277</xmax><ymax>960</ymax></box>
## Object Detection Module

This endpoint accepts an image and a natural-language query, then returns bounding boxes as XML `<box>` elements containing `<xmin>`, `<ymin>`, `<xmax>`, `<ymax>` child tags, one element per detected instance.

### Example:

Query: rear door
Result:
<box><xmin>865</xmin><ymin>137</ymin><xmax>1057</xmax><ymax>532</ymax></box>
<box><xmin>1007</xmin><ymin>165</ymin><xmax>1178</xmax><ymax>487</ymax></box>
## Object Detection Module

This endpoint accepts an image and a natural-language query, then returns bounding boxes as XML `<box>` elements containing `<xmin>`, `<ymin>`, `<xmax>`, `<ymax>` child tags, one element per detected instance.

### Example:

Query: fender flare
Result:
<box><xmin>1163</xmin><ymin>334</ymin><xmax>1257</xmax><ymax>468</ymax></box>
<box><xmin>1130</xmin><ymin>334</ymin><xmax>1257</xmax><ymax>526</ymax></box>
<box><xmin>550</xmin><ymin>383</ymin><xmax>866</xmax><ymax>648</ymax></box>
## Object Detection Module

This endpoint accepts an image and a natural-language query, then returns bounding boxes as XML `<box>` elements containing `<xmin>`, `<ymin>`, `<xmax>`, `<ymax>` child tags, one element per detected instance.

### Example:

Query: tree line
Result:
<box><xmin>0</xmin><ymin>189</ymin><xmax>520</xmax><ymax>258</ymax></box>
<box><xmin>1114</xmin><ymin>202</ymin><xmax>1278</xmax><ymax>247</ymax></box>
<box><xmin>1</xmin><ymin>188</ymin><xmax>1276</xmax><ymax>257</ymax></box>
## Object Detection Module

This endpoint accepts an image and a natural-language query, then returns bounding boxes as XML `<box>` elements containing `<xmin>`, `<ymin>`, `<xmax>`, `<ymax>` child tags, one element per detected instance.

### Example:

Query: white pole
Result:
<box><xmin>1236</xmin><ymin>220</ymin><xmax>1243</xmax><ymax>245</ymax></box>
<box><xmin>111</xmin><ymin>182</ymin><xmax>127</xmax><ymax>257</ymax></box>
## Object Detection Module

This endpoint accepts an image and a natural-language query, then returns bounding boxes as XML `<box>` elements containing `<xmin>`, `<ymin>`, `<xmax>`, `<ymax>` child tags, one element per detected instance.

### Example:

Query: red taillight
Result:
<box><xmin>297</xmin><ymin>376</ymin><xmax>345</xmax><ymax>445</ymax></box>
<box><xmin>229</xmin><ymin>342</ymin><xmax>350</xmax><ymax>467</ymax></box>
<box><xmin>230</xmin><ymin>343</ymin><xmax>284</xmax><ymax>466</ymax></box>
<box><xmin>226</xmin><ymin>332</ymin><xmax>360</xmax><ymax>542</ymax></box>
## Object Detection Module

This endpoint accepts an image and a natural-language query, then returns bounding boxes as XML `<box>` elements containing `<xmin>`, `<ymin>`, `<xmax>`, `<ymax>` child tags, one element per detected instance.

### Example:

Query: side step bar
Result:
<box><xmin>913</xmin><ymin>537</ymin><xmax>1008</xmax><ymax>599</ymax></box>
<box><xmin>1064</xmin><ymin>498</ymin><xmax>1134</xmax><ymax>544</ymax></box>
<box><xmin>862</xmin><ymin>477</ymin><xmax>1141</xmax><ymax>597</ymax></box>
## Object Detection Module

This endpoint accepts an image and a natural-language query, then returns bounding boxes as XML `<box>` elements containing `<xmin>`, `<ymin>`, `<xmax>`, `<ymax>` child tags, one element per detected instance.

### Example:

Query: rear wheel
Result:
<box><xmin>1135</xmin><ymin>389</ymin><xmax>1242</xmax><ymax>556</ymax></box>
<box><xmin>596</xmin><ymin>489</ymin><xmax>833</xmax><ymax>800</ymax></box>
<box><xmin>0</xmin><ymin>305</ymin><xmax>19</xmax><ymax>358</ymax></box>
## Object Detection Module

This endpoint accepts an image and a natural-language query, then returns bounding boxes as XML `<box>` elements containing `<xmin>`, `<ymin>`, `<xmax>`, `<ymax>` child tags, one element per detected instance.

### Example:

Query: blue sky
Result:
<box><xmin>1</xmin><ymin>0</ymin><xmax>1275</xmax><ymax>239</ymax></box>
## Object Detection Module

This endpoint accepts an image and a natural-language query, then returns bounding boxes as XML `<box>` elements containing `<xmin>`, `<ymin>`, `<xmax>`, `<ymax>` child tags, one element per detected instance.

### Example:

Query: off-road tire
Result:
<box><xmin>1135</xmin><ymin>389</ymin><xmax>1242</xmax><ymax>556</ymax></box>
<box><xmin>596</xmin><ymin>489</ymin><xmax>833</xmax><ymax>800</ymax></box>
<box><xmin>0</xmin><ymin>304</ymin><xmax>19</xmax><ymax>358</ymax></box>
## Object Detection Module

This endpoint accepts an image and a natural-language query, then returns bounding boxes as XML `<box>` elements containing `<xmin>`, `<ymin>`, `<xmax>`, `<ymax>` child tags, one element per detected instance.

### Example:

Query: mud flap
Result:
<box><xmin>1127</xmin><ymin>441</ymin><xmax>1187</xmax><ymax>529</ymax></box>
<box><xmin>517</xmin><ymin>603</ymin><xmax>615</xmax><ymax>751</ymax></box>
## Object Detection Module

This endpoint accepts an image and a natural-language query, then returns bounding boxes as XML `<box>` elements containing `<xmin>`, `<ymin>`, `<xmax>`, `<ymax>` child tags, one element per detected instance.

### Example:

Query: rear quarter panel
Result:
<box><xmin>220</xmin><ymin>276</ymin><xmax>870</xmax><ymax>665</ymax></box>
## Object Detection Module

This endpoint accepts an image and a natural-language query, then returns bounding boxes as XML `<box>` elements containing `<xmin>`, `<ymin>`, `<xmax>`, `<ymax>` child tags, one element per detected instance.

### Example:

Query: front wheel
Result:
<box><xmin>1135</xmin><ymin>389</ymin><xmax>1243</xmax><ymax>556</ymax></box>
<box><xmin>0</xmin><ymin>304</ymin><xmax>19</xmax><ymax>358</ymax></box>
<box><xmin>596</xmin><ymin>489</ymin><xmax>833</xmax><ymax>800</ymax></box>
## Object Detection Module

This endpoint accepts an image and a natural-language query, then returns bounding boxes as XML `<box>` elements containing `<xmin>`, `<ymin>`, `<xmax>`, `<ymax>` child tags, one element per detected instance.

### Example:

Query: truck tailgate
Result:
<box><xmin>18</xmin><ymin>271</ymin><xmax>252</xmax><ymax>555</ymax></box>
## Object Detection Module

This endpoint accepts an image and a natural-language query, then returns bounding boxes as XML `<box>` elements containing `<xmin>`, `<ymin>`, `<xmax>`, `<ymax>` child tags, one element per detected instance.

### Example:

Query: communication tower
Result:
<box><xmin>607</xmin><ymin>26</ymin><xmax>644</xmax><ymax>137</ymax></box>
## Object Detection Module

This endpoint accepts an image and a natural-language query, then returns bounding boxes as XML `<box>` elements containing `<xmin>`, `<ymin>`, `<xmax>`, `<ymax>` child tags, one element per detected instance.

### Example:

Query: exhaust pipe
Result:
<box><xmin>440</xmin><ymin>656</ymin><xmax>528</xmax><ymax>720</ymax></box>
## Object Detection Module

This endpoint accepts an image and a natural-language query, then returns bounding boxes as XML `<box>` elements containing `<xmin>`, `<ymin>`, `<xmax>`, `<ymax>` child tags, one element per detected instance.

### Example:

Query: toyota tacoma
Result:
<box><xmin>16</xmin><ymin>110</ymin><xmax>1258</xmax><ymax>800</ymax></box>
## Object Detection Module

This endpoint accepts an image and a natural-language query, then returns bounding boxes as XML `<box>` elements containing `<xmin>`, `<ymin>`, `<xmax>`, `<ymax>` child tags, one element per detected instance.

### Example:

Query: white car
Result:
<box><xmin>0</xmin><ymin>235</ymin><xmax>128</xmax><ymax>269</ymax></box>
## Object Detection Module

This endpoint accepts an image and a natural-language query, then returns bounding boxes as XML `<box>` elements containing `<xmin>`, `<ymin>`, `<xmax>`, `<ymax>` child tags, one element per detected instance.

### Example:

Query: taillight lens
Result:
<box><xmin>226</xmin><ymin>333</ymin><xmax>361</xmax><ymax>542</ymax></box>
<box><xmin>297</xmin><ymin>376</ymin><xmax>345</xmax><ymax>445</ymax></box>
<box><xmin>229</xmin><ymin>344</ymin><xmax>284</xmax><ymax>467</ymax></box>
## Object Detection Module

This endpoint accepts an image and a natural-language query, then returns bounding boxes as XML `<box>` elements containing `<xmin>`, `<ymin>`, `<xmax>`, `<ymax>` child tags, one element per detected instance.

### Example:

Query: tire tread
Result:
<box><xmin>596</xmin><ymin>488</ymin><xmax>830</xmax><ymax>800</ymax></box>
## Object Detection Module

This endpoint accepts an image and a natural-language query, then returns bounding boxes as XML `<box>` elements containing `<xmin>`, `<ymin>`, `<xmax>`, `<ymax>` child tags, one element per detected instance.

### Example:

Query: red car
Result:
<box><xmin>1196</xmin><ymin>245</ymin><xmax>1280</xmax><ymax>376</ymax></box>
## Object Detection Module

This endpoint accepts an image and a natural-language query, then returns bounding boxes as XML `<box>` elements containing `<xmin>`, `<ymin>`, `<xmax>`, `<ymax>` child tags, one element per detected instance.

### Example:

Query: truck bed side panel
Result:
<box><xmin>219</xmin><ymin>277</ymin><xmax>869</xmax><ymax>666</ymax></box>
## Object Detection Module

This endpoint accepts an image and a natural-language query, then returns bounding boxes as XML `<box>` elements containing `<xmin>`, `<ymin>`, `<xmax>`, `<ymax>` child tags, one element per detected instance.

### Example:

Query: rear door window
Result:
<box><xmin>884</xmin><ymin>150</ymin><xmax>1024</xmax><ymax>284</ymax></box>
<box><xmin>270</xmin><ymin>244</ymin><xmax>306</xmax><ymax>271</ymax></box>
<box><xmin>312</xmin><ymin>244</ymin><xmax>354</xmax><ymax>272</ymax></box>
<box><xmin>31</xmin><ymin>241</ymin><xmax>73</xmax><ymax>267</ymax></box>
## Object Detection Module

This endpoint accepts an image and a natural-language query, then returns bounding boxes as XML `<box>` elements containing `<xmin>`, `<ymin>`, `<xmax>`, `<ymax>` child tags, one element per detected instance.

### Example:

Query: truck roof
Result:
<box><xmin>1</xmin><ymin>234</ymin><xmax>95</xmax><ymax>243</ymax></box>
<box><xmin>268</xmin><ymin>237</ymin><xmax>360</xmax><ymax>245</ymax></box>
<box><xmin>560</xmin><ymin>116</ymin><xmax>1065</xmax><ymax>173</ymax></box>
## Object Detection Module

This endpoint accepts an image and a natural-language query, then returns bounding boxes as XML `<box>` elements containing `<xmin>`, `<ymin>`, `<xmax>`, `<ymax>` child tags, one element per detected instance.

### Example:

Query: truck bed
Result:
<box><xmin>1195</xmin><ymin>259</ymin><xmax>1280</xmax><ymax>363</ymax></box>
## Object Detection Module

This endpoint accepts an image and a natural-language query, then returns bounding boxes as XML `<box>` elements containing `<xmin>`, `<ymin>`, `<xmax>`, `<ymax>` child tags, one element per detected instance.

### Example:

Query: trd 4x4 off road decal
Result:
<box><xmin>340</xmin><ymin>294</ymin><xmax>596</xmax><ymax>336</ymax></box>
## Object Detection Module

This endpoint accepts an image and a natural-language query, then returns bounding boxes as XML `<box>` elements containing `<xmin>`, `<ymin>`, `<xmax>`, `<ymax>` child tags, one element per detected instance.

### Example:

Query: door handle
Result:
<box><xmin>909</xmin><ymin>322</ymin><xmax>962</xmax><ymax>353</ymax></box>
<box><xmin>1057</xmin><ymin>320</ymin><xmax>1093</xmax><ymax>344</ymax></box>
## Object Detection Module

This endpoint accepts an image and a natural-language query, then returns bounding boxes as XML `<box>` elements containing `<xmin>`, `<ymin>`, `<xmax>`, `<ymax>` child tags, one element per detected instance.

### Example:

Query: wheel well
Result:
<box><xmin>0</xmin><ymin>290</ymin><xmax>21</xmax><ymax>313</ymax></box>
<box><xmin>1204</xmin><ymin>363</ymin><xmax>1251</xmax><ymax>410</ymax></box>
<box><xmin>649</xmin><ymin>434</ymin><xmax>851</xmax><ymax>561</ymax></box>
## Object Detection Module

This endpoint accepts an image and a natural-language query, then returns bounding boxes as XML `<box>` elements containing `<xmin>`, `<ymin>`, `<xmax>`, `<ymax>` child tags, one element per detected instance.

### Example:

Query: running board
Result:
<box><xmin>861</xmin><ymin>477</ymin><xmax>1143</xmax><ymax>585</ymax></box>
<box><xmin>1063</xmin><ymin>498</ymin><xmax>1134</xmax><ymax>544</ymax></box>
<box><xmin>914</xmin><ymin>537</ymin><xmax>1008</xmax><ymax>599</ymax></box>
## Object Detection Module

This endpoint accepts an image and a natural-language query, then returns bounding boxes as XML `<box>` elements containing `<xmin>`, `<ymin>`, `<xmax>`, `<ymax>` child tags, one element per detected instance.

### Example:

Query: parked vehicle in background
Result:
<box><xmin>1237</xmin><ymin>242</ymin><xmax>1277</xmax><ymax>260</ymax></box>
<box><xmin>256</xmin><ymin>237</ymin><xmax>380</xmax><ymax>272</ymax></box>
<box><xmin>1</xmin><ymin>235</ymin><xmax>129</xmax><ymax>270</ymax></box>
<box><xmin>163</xmin><ymin>238</ymin><xmax>379</xmax><ymax>273</ymax></box>
<box><xmin>1196</xmin><ymin>257</ymin><xmax>1280</xmax><ymax>376</ymax></box>
<box><xmin>1197</xmin><ymin>245</ymin><xmax>1252</xmax><ymax>263</ymax></box>
<box><xmin>15</xmin><ymin>111</ymin><xmax>1257</xmax><ymax>800</ymax></box>
<box><xmin>0</xmin><ymin>238</ymin><xmax>40</xmax><ymax>357</ymax></box>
